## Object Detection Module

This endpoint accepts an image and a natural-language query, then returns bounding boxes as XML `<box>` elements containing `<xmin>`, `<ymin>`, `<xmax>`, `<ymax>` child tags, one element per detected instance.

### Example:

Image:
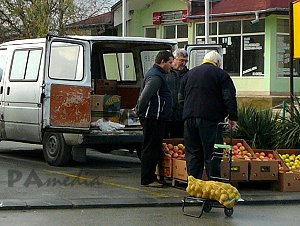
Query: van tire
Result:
<box><xmin>43</xmin><ymin>132</ymin><xmax>71</xmax><ymax>166</ymax></box>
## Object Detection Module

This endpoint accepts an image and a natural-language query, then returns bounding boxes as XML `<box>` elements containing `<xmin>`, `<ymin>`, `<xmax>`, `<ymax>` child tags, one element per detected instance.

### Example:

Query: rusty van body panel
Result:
<box><xmin>50</xmin><ymin>84</ymin><xmax>91</xmax><ymax>128</ymax></box>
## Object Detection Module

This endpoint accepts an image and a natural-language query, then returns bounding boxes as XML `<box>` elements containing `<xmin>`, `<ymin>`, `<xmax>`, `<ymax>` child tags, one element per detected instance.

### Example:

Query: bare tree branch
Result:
<box><xmin>0</xmin><ymin>0</ymin><xmax>114</xmax><ymax>41</ymax></box>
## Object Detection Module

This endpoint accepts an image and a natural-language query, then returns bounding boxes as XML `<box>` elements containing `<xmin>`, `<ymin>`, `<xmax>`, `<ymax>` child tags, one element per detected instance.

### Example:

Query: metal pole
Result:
<box><xmin>122</xmin><ymin>0</ymin><xmax>127</xmax><ymax>80</ymax></box>
<box><xmin>290</xmin><ymin>2</ymin><xmax>294</xmax><ymax>102</ymax></box>
<box><xmin>205</xmin><ymin>0</ymin><xmax>210</xmax><ymax>44</ymax></box>
<box><xmin>122</xmin><ymin>0</ymin><xmax>127</xmax><ymax>37</ymax></box>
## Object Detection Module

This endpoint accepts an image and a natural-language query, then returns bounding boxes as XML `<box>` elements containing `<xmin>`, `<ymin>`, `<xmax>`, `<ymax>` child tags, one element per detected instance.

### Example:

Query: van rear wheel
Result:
<box><xmin>43</xmin><ymin>132</ymin><xmax>71</xmax><ymax>166</ymax></box>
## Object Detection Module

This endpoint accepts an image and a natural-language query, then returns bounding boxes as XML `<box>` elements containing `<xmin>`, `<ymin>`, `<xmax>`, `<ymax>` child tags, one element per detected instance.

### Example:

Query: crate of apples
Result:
<box><xmin>232</xmin><ymin>142</ymin><xmax>253</xmax><ymax>160</ymax></box>
<box><xmin>252</xmin><ymin>151</ymin><xmax>275</xmax><ymax>161</ymax></box>
<box><xmin>162</xmin><ymin>142</ymin><xmax>186</xmax><ymax>159</ymax></box>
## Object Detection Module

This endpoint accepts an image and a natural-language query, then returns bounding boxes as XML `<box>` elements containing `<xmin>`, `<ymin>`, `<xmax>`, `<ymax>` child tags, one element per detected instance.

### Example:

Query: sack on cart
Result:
<box><xmin>186</xmin><ymin>176</ymin><xmax>241</xmax><ymax>208</ymax></box>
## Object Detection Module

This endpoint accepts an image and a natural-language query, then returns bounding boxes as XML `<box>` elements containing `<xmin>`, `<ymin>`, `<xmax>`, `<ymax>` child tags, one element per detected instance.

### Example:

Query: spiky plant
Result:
<box><xmin>276</xmin><ymin>97</ymin><xmax>300</xmax><ymax>148</ymax></box>
<box><xmin>226</xmin><ymin>105</ymin><xmax>279</xmax><ymax>149</ymax></box>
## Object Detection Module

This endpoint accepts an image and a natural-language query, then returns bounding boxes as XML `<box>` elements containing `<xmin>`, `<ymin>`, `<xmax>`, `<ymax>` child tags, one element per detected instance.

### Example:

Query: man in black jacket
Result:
<box><xmin>165</xmin><ymin>49</ymin><xmax>189</xmax><ymax>138</ymax></box>
<box><xmin>135</xmin><ymin>50</ymin><xmax>174</xmax><ymax>187</ymax></box>
<box><xmin>179</xmin><ymin>50</ymin><xmax>238</xmax><ymax>180</ymax></box>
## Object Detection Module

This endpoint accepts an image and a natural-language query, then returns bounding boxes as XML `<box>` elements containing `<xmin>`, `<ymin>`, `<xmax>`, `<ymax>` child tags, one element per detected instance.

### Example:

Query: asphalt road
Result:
<box><xmin>1</xmin><ymin>141</ymin><xmax>300</xmax><ymax>226</ymax></box>
<box><xmin>0</xmin><ymin>204</ymin><xmax>299</xmax><ymax>226</ymax></box>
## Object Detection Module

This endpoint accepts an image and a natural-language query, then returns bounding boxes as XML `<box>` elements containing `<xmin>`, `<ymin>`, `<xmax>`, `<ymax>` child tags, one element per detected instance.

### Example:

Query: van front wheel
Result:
<box><xmin>43</xmin><ymin>132</ymin><xmax>71</xmax><ymax>166</ymax></box>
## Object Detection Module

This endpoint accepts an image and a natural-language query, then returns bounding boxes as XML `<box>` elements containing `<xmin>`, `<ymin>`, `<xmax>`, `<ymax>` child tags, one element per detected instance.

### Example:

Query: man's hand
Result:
<box><xmin>228</xmin><ymin>120</ymin><xmax>237</xmax><ymax>130</ymax></box>
<box><xmin>131</xmin><ymin>108</ymin><xmax>138</xmax><ymax>118</ymax></box>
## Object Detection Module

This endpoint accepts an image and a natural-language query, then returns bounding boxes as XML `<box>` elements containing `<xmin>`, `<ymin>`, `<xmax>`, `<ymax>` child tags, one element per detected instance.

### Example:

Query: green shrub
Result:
<box><xmin>276</xmin><ymin>97</ymin><xmax>300</xmax><ymax>148</ymax></box>
<box><xmin>227</xmin><ymin>105</ymin><xmax>279</xmax><ymax>149</ymax></box>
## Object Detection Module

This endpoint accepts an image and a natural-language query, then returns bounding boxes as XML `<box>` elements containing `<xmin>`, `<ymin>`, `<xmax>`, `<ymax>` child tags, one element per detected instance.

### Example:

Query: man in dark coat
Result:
<box><xmin>179</xmin><ymin>50</ymin><xmax>238</xmax><ymax>180</ymax></box>
<box><xmin>165</xmin><ymin>48</ymin><xmax>189</xmax><ymax>138</ymax></box>
<box><xmin>135</xmin><ymin>50</ymin><xmax>174</xmax><ymax>187</ymax></box>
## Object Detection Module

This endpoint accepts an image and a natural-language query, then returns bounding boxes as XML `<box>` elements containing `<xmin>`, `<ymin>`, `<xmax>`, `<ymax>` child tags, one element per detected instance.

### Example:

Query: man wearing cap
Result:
<box><xmin>178</xmin><ymin>50</ymin><xmax>238</xmax><ymax>180</ymax></box>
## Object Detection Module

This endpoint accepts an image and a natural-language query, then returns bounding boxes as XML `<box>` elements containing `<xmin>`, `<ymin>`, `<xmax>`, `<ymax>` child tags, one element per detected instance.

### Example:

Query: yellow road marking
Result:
<box><xmin>44</xmin><ymin>170</ymin><xmax>169</xmax><ymax>197</ymax></box>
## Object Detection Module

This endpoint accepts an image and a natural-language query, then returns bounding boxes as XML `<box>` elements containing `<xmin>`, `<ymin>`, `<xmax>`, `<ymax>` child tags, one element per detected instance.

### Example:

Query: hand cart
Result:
<box><xmin>182</xmin><ymin>122</ymin><xmax>240</xmax><ymax>218</ymax></box>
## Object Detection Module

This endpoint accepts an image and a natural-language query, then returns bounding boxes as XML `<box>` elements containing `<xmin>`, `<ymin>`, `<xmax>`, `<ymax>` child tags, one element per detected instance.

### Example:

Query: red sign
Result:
<box><xmin>153</xmin><ymin>12</ymin><xmax>162</xmax><ymax>25</ymax></box>
<box><xmin>182</xmin><ymin>9</ymin><xmax>188</xmax><ymax>23</ymax></box>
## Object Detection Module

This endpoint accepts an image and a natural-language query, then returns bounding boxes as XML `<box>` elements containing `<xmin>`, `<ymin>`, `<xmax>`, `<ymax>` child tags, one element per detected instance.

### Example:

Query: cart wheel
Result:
<box><xmin>224</xmin><ymin>208</ymin><xmax>234</xmax><ymax>217</ymax></box>
<box><xmin>203</xmin><ymin>202</ymin><xmax>212</xmax><ymax>213</ymax></box>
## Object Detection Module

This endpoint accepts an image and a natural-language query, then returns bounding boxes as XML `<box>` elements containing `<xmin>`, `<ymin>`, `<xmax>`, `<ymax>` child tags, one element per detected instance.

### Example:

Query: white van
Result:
<box><xmin>0</xmin><ymin>35</ymin><xmax>178</xmax><ymax>166</ymax></box>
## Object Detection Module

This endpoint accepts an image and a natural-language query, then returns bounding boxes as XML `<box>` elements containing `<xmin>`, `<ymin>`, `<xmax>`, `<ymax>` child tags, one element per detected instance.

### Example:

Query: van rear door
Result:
<box><xmin>43</xmin><ymin>35</ymin><xmax>91</xmax><ymax>131</ymax></box>
<box><xmin>185</xmin><ymin>44</ymin><xmax>223</xmax><ymax>69</ymax></box>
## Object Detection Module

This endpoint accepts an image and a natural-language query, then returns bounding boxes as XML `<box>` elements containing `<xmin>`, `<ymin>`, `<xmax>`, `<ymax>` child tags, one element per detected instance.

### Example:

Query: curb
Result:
<box><xmin>1</xmin><ymin>197</ymin><xmax>300</xmax><ymax>210</ymax></box>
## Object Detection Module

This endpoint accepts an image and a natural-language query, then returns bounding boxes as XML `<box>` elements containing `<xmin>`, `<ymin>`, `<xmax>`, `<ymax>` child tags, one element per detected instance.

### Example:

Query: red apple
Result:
<box><xmin>236</xmin><ymin>142</ymin><xmax>243</xmax><ymax>147</ymax></box>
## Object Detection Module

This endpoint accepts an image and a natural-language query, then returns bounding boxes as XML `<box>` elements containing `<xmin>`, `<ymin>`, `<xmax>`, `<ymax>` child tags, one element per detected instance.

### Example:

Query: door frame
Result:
<box><xmin>43</xmin><ymin>35</ymin><xmax>91</xmax><ymax>132</ymax></box>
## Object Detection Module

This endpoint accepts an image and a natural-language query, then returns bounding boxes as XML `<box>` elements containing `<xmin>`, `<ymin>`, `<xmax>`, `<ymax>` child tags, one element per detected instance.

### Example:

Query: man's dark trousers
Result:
<box><xmin>140</xmin><ymin>117</ymin><xmax>166</xmax><ymax>185</ymax></box>
<box><xmin>184</xmin><ymin>118</ymin><xmax>223</xmax><ymax>180</ymax></box>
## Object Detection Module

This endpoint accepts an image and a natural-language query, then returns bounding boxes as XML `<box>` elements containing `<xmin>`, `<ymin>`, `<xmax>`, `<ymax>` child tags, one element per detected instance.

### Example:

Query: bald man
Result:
<box><xmin>179</xmin><ymin>51</ymin><xmax>238</xmax><ymax>180</ymax></box>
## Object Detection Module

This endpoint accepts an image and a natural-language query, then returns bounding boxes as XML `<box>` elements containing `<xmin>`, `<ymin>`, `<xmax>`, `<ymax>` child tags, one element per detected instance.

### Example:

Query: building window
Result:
<box><xmin>163</xmin><ymin>24</ymin><xmax>188</xmax><ymax>48</ymax></box>
<box><xmin>277</xmin><ymin>18</ymin><xmax>300</xmax><ymax>77</ymax></box>
<box><xmin>195</xmin><ymin>19</ymin><xmax>265</xmax><ymax>77</ymax></box>
<box><xmin>145</xmin><ymin>27</ymin><xmax>156</xmax><ymax>38</ymax></box>
<box><xmin>219</xmin><ymin>21</ymin><xmax>241</xmax><ymax>35</ymax></box>
<box><xmin>277</xmin><ymin>18</ymin><xmax>289</xmax><ymax>33</ymax></box>
<box><xmin>220</xmin><ymin>36</ymin><xmax>241</xmax><ymax>76</ymax></box>
<box><xmin>196</xmin><ymin>22</ymin><xmax>217</xmax><ymax>36</ymax></box>
<box><xmin>243</xmin><ymin>19</ymin><xmax>265</xmax><ymax>33</ymax></box>
<box><xmin>177</xmin><ymin>24</ymin><xmax>188</xmax><ymax>38</ymax></box>
<box><xmin>242</xmin><ymin>35</ymin><xmax>264</xmax><ymax>76</ymax></box>
<box><xmin>164</xmin><ymin>25</ymin><xmax>176</xmax><ymax>39</ymax></box>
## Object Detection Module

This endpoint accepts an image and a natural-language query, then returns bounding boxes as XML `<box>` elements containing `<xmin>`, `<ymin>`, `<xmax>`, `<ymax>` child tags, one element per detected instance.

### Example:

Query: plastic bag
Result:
<box><xmin>91</xmin><ymin>118</ymin><xmax>125</xmax><ymax>132</ymax></box>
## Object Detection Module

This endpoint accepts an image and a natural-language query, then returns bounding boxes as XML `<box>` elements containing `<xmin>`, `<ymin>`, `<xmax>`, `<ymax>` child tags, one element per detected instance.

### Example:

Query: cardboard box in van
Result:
<box><xmin>91</xmin><ymin>95</ymin><xmax>121</xmax><ymax>112</ymax></box>
<box><xmin>94</xmin><ymin>79</ymin><xmax>117</xmax><ymax>95</ymax></box>
<box><xmin>91</xmin><ymin>95</ymin><xmax>104</xmax><ymax>111</ymax></box>
<box><xmin>103</xmin><ymin>95</ymin><xmax>121</xmax><ymax>112</ymax></box>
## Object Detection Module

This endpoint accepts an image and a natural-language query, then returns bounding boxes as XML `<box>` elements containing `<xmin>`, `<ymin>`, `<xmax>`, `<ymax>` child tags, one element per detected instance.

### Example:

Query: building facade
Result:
<box><xmin>111</xmin><ymin>0</ymin><xmax>300</xmax><ymax>104</ymax></box>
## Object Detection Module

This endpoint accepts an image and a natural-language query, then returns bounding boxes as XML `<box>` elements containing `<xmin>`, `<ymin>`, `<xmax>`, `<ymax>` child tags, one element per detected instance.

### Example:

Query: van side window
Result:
<box><xmin>10</xmin><ymin>49</ymin><xmax>42</xmax><ymax>81</ymax></box>
<box><xmin>103</xmin><ymin>52</ymin><xmax>136</xmax><ymax>81</ymax></box>
<box><xmin>141</xmin><ymin>51</ymin><xmax>159</xmax><ymax>76</ymax></box>
<box><xmin>49</xmin><ymin>42</ymin><xmax>83</xmax><ymax>81</ymax></box>
<box><xmin>0</xmin><ymin>49</ymin><xmax>7</xmax><ymax>82</ymax></box>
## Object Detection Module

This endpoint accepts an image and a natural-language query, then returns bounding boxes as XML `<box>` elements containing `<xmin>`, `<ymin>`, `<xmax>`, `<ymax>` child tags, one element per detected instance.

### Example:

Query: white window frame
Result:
<box><xmin>163</xmin><ymin>23</ymin><xmax>188</xmax><ymax>46</ymax></box>
<box><xmin>195</xmin><ymin>20</ymin><xmax>265</xmax><ymax>77</ymax></box>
